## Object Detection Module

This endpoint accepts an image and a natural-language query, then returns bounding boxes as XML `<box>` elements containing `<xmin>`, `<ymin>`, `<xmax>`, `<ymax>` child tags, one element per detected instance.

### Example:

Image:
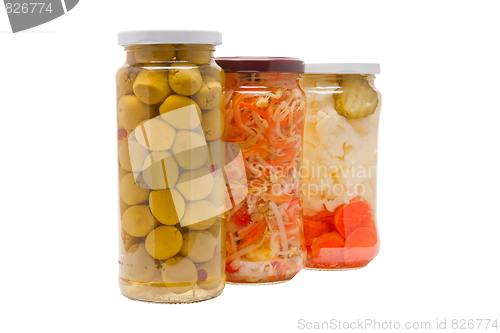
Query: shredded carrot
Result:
<box><xmin>243</xmin><ymin>139</ymin><xmax>267</xmax><ymax>159</ymax></box>
<box><xmin>271</xmin><ymin>193</ymin><xmax>296</xmax><ymax>202</ymax></box>
<box><xmin>223</xmin><ymin>73</ymin><xmax>306</xmax><ymax>283</ymax></box>
<box><xmin>241</xmin><ymin>112</ymin><xmax>251</xmax><ymax>123</ymax></box>
<box><xmin>238</xmin><ymin>224</ymin><xmax>266</xmax><ymax>250</ymax></box>
<box><xmin>237</xmin><ymin>220</ymin><xmax>265</xmax><ymax>238</ymax></box>
<box><xmin>239</xmin><ymin>101</ymin><xmax>269</xmax><ymax>120</ymax></box>
<box><xmin>285</xmin><ymin>222</ymin><xmax>299</xmax><ymax>232</ymax></box>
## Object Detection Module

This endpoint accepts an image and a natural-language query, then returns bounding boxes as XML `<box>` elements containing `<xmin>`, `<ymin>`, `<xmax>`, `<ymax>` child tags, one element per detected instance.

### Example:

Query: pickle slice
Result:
<box><xmin>335</xmin><ymin>76</ymin><xmax>379</xmax><ymax>119</ymax></box>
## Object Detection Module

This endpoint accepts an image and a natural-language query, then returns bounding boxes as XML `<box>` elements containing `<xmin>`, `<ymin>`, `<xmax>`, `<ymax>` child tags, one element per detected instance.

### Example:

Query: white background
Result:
<box><xmin>1</xmin><ymin>1</ymin><xmax>499</xmax><ymax>332</ymax></box>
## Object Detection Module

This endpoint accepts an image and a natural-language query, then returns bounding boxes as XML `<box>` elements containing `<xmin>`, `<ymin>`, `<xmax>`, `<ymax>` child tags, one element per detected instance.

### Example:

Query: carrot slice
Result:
<box><xmin>329</xmin><ymin>201</ymin><xmax>371</xmax><ymax>238</ymax></box>
<box><xmin>311</xmin><ymin>231</ymin><xmax>345</xmax><ymax>258</ymax></box>
<box><xmin>345</xmin><ymin>227</ymin><xmax>377</xmax><ymax>247</ymax></box>
<box><xmin>303</xmin><ymin>219</ymin><xmax>332</xmax><ymax>246</ymax></box>
<box><xmin>323</xmin><ymin>203</ymin><xmax>345</xmax><ymax>231</ymax></box>
<box><xmin>344</xmin><ymin>227</ymin><xmax>379</xmax><ymax>268</ymax></box>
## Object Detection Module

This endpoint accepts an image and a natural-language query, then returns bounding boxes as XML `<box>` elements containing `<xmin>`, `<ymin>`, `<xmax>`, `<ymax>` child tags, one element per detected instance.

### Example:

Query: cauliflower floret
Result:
<box><xmin>316</xmin><ymin>114</ymin><xmax>362</xmax><ymax>167</ymax></box>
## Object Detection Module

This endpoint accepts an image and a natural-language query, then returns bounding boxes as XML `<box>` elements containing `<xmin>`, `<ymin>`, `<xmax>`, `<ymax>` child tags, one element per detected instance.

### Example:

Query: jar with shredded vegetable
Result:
<box><xmin>216</xmin><ymin>57</ymin><xmax>306</xmax><ymax>284</ymax></box>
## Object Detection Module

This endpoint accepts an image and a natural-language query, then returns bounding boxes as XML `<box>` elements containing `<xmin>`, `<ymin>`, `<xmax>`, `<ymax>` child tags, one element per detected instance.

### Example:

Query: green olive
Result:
<box><xmin>149</xmin><ymin>188</ymin><xmax>185</xmax><ymax>226</ymax></box>
<box><xmin>161</xmin><ymin>256</ymin><xmax>198</xmax><ymax>294</ymax></box>
<box><xmin>145</xmin><ymin>225</ymin><xmax>183</xmax><ymax>260</ymax></box>
<box><xmin>159</xmin><ymin>94</ymin><xmax>202</xmax><ymax>130</ymax></box>
<box><xmin>179</xmin><ymin>230</ymin><xmax>217</xmax><ymax>263</ymax></box>
<box><xmin>193</xmin><ymin>80</ymin><xmax>222</xmax><ymax>110</ymax></box>
<box><xmin>134</xmin><ymin>44</ymin><xmax>175</xmax><ymax>63</ymax></box>
<box><xmin>133</xmin><ymin>69</ymin><xmax>171</xmax><ymax>105</ymax></box>
<box><xmin>168</xmin><ymin>63</ymin><xmax>203</xmax><ymax>96</ymax></box>
<box><xmin>176</xmin><ymin>44</ymin><xmax>212</xmax><ymax>65</ymax></box>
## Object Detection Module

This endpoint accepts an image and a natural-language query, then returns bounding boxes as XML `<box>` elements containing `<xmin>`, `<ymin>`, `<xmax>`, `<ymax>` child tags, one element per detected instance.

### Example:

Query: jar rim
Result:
<box><xmin>118</xmin><ymin>30</ymin><xmax>222</xmax><ymax>46</ymax></box>
<box><xmin>216</xmin><ymin>57</ymin><xmax>304</xmax><ymax>74</ymax></box>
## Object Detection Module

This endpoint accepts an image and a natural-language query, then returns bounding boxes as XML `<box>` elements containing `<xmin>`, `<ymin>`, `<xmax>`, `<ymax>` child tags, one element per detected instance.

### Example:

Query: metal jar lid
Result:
<box><xmin>216</xmin><ymin>57</ymin><xmax>304</xmax><ymax>73</ymax></box>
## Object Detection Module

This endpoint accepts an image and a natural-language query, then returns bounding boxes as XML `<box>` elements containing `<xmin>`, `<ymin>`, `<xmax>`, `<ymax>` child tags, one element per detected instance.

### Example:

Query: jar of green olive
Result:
<box><xmin>116</xmin><ymin>30</ymin><xmax>226</xmax><ymax>303</ymax></box>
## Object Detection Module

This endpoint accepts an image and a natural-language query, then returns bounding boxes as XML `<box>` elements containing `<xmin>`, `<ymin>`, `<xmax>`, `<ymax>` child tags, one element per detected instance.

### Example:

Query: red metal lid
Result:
<box><xmin>215</xmin><ymin>57</ymin><xmax>304</xmax><ymax>73</ymax></box>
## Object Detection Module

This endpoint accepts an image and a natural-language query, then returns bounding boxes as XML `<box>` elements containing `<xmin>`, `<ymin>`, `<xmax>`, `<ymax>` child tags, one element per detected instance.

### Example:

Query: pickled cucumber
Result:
<box><xmin>117</xmin><ymin>95</ymin><xmax>148</xmax><ymax>130</ymax></box>
<box><xmin>168</xmin><ymin>63</ymin><xmax>203</xmax><ymax>96</ymax></box>
<box><xmin>193</xmin><ymin>80</ymin><xmax>222</xmax><ymax>110</ymax></box>
<box><xmin>176</xmin><ymin>167</ymin><xmax>214</xmax><ymax>201</ymax></box>
<box><xmin>145</xmin><ymin>225</ymin><xmax>183</xmax><ymax>260</ymax></box>
<box><xmin>159</xmin><ymin>95</ymin><xmax>202</xmax><ymax>130</ymax></box>
<box><xmin>133</xmin><ymin>69</ymin><xmax>172</xmax><ymax>105</ymax></box>
<box><xmin>119</xmin><ymin>173</ymin><xmax>150</xmax><ymax>205</ymax></box>
<box><xmin>149</xmin><ymin>188</ymin><xmax>185</xmax><ymax>225</ymax></box>
<box><xmin>134</xmin><ymin>118</ymin><xmax>176</xmax><ymax>151</ymax></box>
<box><xmin>121</xmin><ymin>243</ymin><xmax>157</xmax><ymax>283</ymax></box>
<box><xmin>179</xmin><ymin>230</ymin><xmax>217</xmax><ymax>263</ymax></box>
<box><xmin>201</xmin><ymin>107</ymin><xmax>224</xmax><ymax>141</ymax></box>
<box><xmin>180</xmin><ymin>200</ymin><xmax>217</xmax><ymax>230</ymax></box>
<box><xmin>121</xmin><ymin>205</ymin><xmax>159</xmax><ymax>238</ymax></box>
<box><xmin>335</xmin><ymin>76</ymin><xmax>379</xmax><ymax>119</ymax></box>
<box><xmin>141</xmin><ymin>151</ymin><xmax>179</xmax><ymax>190</ymax></box>
<box><xmin>161</xmin><ymin>256</ymin><xmax>198</xmax><ymax>294</ymax></box>
<box><xmin>171</xmin><ymin>130</ymin><xmax>209</xmax><ymax>170</ymax></box>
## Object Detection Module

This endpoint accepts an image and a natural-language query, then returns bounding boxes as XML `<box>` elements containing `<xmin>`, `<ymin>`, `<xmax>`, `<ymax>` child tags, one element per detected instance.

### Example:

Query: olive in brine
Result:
<box><xmin>168</xmin><ymin>63</ymin><xmax>203</xmax><ymax>96</ymax></box>
<box><xmin>133</xmin><ymin>69</ymin><xmax>172</xmax><ymax>105</ymax></box>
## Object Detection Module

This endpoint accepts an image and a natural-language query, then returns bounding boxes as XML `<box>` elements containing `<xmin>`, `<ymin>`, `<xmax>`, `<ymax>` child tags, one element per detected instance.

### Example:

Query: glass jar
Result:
<box><xmin>216</xmin><ymin>57</ymin><xmax>307</xmax><ymax>284</ymax></box>
<box><xmin>116</xmin><ymin>30</ymin><xmax>226</xmax><ymax>303</ymax></box>
<box><xmin>299</xmin><ymin>63</ymin><xmax>381</xmax><ymax>270</ymax></box>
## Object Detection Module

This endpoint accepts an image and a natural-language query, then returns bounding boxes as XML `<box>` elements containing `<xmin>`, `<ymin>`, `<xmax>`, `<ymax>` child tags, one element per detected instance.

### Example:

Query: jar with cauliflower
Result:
<box><xmin>116</xmin><ymin>30</ymin><xmax>226</xmax><ymax>303</ymax></box>
<box><xmin>299</xmin><ymin>63</ymin><xmax>381</xmax><ymax>270</ymax></box>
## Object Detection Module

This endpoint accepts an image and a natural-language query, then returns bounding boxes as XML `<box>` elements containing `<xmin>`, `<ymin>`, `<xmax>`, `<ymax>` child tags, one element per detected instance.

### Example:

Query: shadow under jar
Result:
<box><xmin>299</xmin><ymin>63</ymin><xmax>381</xmax><ymax>270</ymax></box>
<box><xmin>216</xmin><ymin>57</ymin><xmax>307</xmax><ymax>284</ymax></box>
<box><xmin>116</xmin><ymin>30</ymin><xmax>226</xmax><ymax>303</ymax></box>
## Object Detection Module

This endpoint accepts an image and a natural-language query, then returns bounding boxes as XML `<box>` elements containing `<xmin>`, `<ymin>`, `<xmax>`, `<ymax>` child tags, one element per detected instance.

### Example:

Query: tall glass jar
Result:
<box><xmin>116</xmin><ymin>30</ymin><xmax>226</xmax><ymax>302</ymax></box>
<box><xmin>299</xmin><ymin>63</ymin><xmax>381</xmax><ymax>270</ymax></box>
<box><xmin>216</xmin><ymin>57</ymin><xmax>307</xmax><ymax>284</ymax></box>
